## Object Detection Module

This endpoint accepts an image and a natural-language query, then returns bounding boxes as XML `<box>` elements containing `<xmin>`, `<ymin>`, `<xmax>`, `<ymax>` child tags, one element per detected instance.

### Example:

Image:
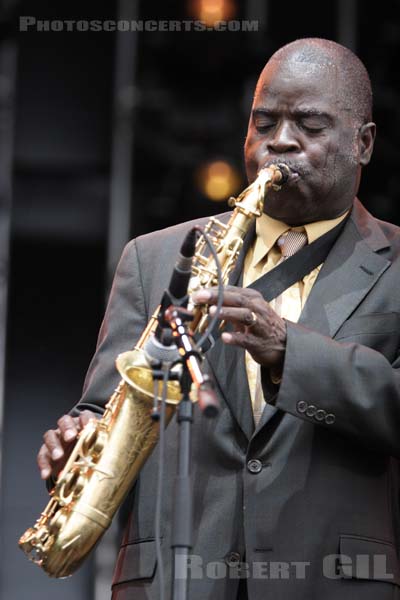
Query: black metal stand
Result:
<box><xmin>171</xmin><ymin>366</ymin><xmax>193</xmax><ymax>600</ymax></box>
<box><xmin>150</xmin><ymin>306</ymin><xmax>219</xmax><ymax>600</ymax></box>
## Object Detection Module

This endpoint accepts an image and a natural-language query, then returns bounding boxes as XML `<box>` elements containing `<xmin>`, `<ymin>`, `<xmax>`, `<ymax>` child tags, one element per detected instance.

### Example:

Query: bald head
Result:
<box><xmin>245</xmin><ymin>37</ymin><xmax>376</xmax><ymax>224</ymax></box>
<box><xmin>259</xmin><ymin>38</ymin><xmax>373</xmax><ymax>124</ymax></box>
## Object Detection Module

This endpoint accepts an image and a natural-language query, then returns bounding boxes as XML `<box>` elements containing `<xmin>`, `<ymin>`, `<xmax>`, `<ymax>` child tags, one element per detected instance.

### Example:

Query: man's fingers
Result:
<box><xmin>193</xmin><ymin>287</ymin><xmax>261</xmax><ymax>308</ymax></box>
<box><xmin>57</xmin><ymin>414</ymin><xmax>80</xmax><ymax>442</ymax></box>
<box><xmin>38</xmin><ymin>411</ymin><xmax>99</xmax><ymax>482</ymax></box>
<box><xmin>79</xmin><ymin>410</ymin><xmax>96</xmax><ymax>428</ymax></box>
<box><xmin>194</xmin><ymin>287</ymin><xmax>287</xmax><ymax>368</ymax></box>
<box><xmin>57</xmin><ymin>410</ymin><xmax>96</xmax><ymax>443</ymax></box>
<box><xmin>37</xmin><ymin>444</ymin><xmax>52</xmax><ymax>479</ymax></box>
<box><xmin>221</xmin><ymin>330</ymin><xmax>249</xmax><ymax>347</ymax></box>
<box><xmin>194</xmin><ymin>288</ymin><xmax>243</xmax><ymax>306</ymax></box>
<box><xmin>43</xmin><ymin>428</ymin><xmax>65</xmax><ymax>461</ymax></box>
<box><xmin>210</xmin><ymin>305</ymin><xmax>258</xmax><ymax>327</ymax></box>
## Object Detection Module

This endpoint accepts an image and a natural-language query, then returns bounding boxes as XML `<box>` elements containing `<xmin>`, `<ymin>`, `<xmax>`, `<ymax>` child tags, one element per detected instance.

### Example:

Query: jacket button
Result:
<box><xmin>297</xmin><ymin>400</ymin><xmax>308</xmax><ymax>413</ymax></box>
<box><xmin>247</xmin><ymin>459</ymin><xmax>263</xmax><ymax>474</ymax></box>
<box><xmin>225</xmin><ymin>551</ymin><xmax>241</xmax><ymax>567</ymax></box>
<box><xmin>315</xmin><ymin>409</ymin><xmax>326</xmax><ymax>421</ymax></box>
<box><xmin>305</xmin><ymin>404</ymin><xmax>317</xmax><ymax>417</ymax></box>
<box><xmin>325</xmin><ymin>413</ymin><xmax>335</xmax><ymax>425</ymax></box>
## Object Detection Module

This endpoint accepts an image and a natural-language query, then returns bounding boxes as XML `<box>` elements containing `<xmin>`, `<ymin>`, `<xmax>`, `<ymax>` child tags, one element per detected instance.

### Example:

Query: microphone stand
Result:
<box><xmin>163</xmin><ymin>306</ymin><xmax>219</xmax><ymax>600</ymax></box>
<box><xmin>171</xmin><ymin>362</ymin><xmax>193</xmax><ymax>600</ymax></box>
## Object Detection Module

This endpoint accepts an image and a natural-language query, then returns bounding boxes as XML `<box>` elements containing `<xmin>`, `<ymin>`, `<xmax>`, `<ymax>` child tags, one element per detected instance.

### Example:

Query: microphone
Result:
<box><xmin>145</xmin><ymin>227</ymin><xmax>198</xmax><ymax>364</ymax></box>
<box><xmin>157</xmin><ymin>226</ymin><xmax>198</xmax><ymax>333</ymax></box>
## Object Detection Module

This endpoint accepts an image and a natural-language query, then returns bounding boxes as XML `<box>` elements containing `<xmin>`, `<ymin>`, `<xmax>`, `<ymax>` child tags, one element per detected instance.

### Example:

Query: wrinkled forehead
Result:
<box><xmin>254</xmin><ymin>54</ymin><xmax>348</xmax><ymax>112</ymax></box>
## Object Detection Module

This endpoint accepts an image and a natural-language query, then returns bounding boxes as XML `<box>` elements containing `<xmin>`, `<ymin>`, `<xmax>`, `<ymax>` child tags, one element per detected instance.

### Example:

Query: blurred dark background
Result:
<box><xmin>0</xmin><ymin>1</ymin><xmax>399</xmax><ymax>599</ymax></box>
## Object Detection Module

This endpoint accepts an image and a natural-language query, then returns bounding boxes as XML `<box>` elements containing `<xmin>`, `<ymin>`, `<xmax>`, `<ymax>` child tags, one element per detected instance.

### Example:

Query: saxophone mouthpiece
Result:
<box><xmin>257</xmin><ymin>163</ymin><xmax>291</xmax><ymax>190</ymax></box>
<box><xmin>276</xmin><ymin>163</ymin><xmax>291</xmax><ymax>184</ymax></box>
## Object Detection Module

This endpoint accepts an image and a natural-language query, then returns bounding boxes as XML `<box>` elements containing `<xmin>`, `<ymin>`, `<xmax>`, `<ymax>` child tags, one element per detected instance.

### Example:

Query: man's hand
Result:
<box><xmin>193</xmin><ymin>287</ymin><xmax>287</xmax><ymax>369</ymax></box>
<box><xmin>37</xmin><ymin>410</ymin><xmax>97</xmax><ymax>480</ymax></box>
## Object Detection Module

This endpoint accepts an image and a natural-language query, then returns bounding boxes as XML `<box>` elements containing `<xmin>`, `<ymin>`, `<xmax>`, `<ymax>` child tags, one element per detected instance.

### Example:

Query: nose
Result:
<box><xmin>267</xmin><ymin>120</ymin><xmax>300</xmax><ymax>154</ymax></box>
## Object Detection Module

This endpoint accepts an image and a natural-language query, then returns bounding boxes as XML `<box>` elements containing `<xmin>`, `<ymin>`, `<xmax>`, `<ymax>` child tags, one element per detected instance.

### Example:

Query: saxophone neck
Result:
<box><xmin>232</xmin><ymin>163</ymin><xmax>290</xmax><ymax>217</ymax></box>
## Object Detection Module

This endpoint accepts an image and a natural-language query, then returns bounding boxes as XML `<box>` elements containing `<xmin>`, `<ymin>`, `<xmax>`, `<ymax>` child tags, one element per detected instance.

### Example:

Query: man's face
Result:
<box><xmin>244</xmin><ymin>57</ymin><xmax>368</xmax><ymax>225</ymax></box>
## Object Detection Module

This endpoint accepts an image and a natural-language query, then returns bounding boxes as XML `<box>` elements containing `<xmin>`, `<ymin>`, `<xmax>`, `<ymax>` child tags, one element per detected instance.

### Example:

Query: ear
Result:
<box><xmin>359</xmin><ymin>122</ymin><xmax>376</xmax><ymax>166</ymax></box>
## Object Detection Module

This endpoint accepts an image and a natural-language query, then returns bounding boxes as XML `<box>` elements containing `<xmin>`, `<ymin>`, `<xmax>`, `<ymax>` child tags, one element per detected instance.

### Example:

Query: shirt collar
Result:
<box><xmin>251</xmin><ymin>210</ymin><xmax>349</xmax><ymax>269</ymax></box>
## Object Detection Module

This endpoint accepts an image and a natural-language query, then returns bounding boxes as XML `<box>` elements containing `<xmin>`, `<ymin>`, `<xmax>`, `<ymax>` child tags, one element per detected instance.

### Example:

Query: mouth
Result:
<box><xmin>260</xmin><ymin>161</ymin><xmax>302</xmax><ymax>185</ymax></box>
<box><xmin>286</xmin><ymin>170</ymin><xmax>300</xmax><ymax>185</ymax></box>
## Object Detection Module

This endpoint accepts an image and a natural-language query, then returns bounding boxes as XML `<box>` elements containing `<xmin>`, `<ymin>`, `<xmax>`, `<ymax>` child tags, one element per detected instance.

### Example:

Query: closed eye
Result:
<box><xmin>255</xmin><ymin>120</ymin><xmax>324</xmax><ymax>135</ymax></box>
<box><xmin>253</xmin><ymin>118</ymin><xmax>276</xmax><ymax>132</ymax></box>
<box><xmin>252</xmin><ymin>110</ymin><xmax>332</xmax><ymax>134</ymax></box>
<box><xmin>298</xmin><ymin>114</ymin><xmax>331</xmax><ymax>133</ymax></box>
<box><xmin>300</xmin><ymin>123</ymin><xmax>326</xmax><ymax>133</ymax></box>
<box><xmin>255</xmin><ymin>123</ymin><xmax>275</xmax><ymax>133</ymax></box>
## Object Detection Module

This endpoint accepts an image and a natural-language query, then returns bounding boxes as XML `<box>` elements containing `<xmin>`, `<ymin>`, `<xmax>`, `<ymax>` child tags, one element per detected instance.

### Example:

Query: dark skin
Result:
<box><xmin>37</xmin><ymin>411</ymin><xmax>95</xmax><ymax>479</ymax></box>
<box><xmin>245</xmin><ymin>57</ymin><xmax>374</xmax><ymax>225</ymax></box>
<box><xmin>193</xmin><ymin>48</ymin><xmax>375</xmax><ymax>366</ymax></box>
<box><xmin>38</xmin><ymin>44</ymin><xmax>376</xmax><ymax>481</ymax></box>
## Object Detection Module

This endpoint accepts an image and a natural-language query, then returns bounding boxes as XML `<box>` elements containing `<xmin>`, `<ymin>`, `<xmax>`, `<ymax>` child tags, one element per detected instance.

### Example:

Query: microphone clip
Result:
<box><xmin>164</xmin><ymin>306</ymin><xmax>219</xmax><ymax>418</ymax></box>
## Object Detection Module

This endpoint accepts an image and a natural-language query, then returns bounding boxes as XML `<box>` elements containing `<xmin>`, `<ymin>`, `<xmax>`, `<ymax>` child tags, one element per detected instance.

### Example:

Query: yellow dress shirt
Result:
<box><xmin>243</xmin><ymin>210</ymin><xmax>349</xmax><ymax>424</ymax></box>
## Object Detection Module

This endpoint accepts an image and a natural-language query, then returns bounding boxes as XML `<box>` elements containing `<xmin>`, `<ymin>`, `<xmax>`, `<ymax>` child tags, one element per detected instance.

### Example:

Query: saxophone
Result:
<box><xmin>18</xmin><ymin>163</ymin><xmax>289</xmax><ymax>578</ymax></box>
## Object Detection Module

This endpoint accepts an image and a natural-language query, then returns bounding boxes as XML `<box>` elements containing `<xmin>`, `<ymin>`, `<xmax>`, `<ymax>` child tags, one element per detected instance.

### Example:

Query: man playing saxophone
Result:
<box><xmin>36</xmin><ymin>38</ymin><xmax>400</xmax><ymax>600</ymax></box>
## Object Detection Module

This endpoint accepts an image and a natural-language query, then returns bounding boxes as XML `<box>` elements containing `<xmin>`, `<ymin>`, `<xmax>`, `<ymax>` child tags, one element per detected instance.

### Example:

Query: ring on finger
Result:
<box><xmin>246</xmin><ymin>310</ymin><xmax>258</xmax><ymax>328</ymax></box>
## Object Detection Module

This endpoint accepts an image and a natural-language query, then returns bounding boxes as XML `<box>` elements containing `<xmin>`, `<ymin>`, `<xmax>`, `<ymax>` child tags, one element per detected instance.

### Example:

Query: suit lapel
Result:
<box><xmin>254</xmin><ymin>199</ymin><xmax>391</xmax><ymax>436</ymax></box>
<box><xmin>206</xmin><ymin>341</ymin><xmax>254</xmax><ymax>440</ymax></box>
<box><xmin>298</xmin><ymin>200</ymin><xmax>391</xmax><ymax>336</ymax></box>
<box><xmin>205</xmin><ymin>222</ymin><xmax>256</xmax><ymax>441</ymax></box>
<box><xmin>205</xmin><ymin>200</ymin><xmax>391</xmax><ymax>440</ymax></box>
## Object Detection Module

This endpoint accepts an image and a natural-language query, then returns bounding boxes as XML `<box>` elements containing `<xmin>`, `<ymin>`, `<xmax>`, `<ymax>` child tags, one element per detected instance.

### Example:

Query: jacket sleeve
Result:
<box><xmin>268</xmin><ymin>320</ymin><xmax>400</xmax><ymax>457</ymax></box>
<box><xmin>70</xmin><ymin>239</ymin><xmax>148</xmax><ymax>417</ymax></box>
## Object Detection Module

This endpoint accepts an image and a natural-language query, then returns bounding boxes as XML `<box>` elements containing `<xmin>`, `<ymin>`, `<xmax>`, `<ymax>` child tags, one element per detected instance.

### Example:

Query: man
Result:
<box><xmin>37</xmin><ymin>38</ymin><xmax>400</xmax><ymax>599</ymax></box>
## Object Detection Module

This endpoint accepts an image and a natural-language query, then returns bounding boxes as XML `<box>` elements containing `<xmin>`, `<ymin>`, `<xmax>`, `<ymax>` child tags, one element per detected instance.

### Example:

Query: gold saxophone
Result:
<box><xmin>18</xmin><ymin>163</ymin><xmax>288</xmax><ymax>578</ymax></box>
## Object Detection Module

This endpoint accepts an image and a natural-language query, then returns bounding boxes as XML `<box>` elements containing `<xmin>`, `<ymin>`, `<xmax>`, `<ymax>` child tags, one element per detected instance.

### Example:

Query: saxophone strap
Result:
<box><xmin>201</xmin><ymin>214</ymin><xmax>348</xmax><ymax>351</ymax></box>
<box><xmin>247</xmin><ymin>215</ymin><xmax>348</xmax><ymax>301</ymax></box>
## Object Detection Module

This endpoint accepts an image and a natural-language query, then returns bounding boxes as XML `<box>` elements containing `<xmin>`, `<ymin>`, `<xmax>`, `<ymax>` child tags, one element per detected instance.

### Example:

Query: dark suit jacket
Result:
<box><xmin>73</xmin><ymin>199</ymin><xmax>400</xmax><ymax>600</ymax></box>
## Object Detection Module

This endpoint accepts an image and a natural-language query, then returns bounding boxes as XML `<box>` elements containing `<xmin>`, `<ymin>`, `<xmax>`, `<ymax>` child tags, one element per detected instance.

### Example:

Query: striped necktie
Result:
<box><xmin>273</xmin><ymin>229</ymin><xmax>307</xmax><ymax>320</ymax></box>
<box><xmin>277</xmin><ymin>229</ymin><xmax>308</xmax><ymax>262</ymax></box>
<box><xmin>250</xmin><ymin>229</ymin><xmax>308</xmax><ymax>425</ymax></box>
